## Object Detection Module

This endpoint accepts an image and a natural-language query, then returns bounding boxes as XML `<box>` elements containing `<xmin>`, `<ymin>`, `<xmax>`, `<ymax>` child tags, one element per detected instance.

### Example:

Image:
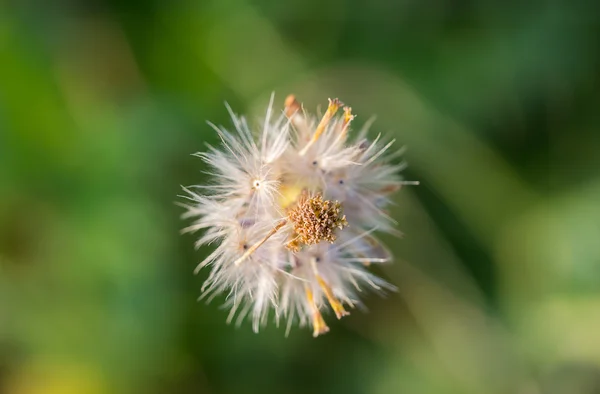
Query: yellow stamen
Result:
<box><xmin>284</xmin><ymin>94</ymin><xmax>302</xmax><ymax>118</ymax></box>
<box><xmin>299</xmin><ymin>98</ymin><xmax>342</xmax><ymax>156</ymax></box>
<box><xmin>340</xmin><ymin>106</ymin><xmax>355</xmax><ymax>138</ymax></box>
<box><xmin>233</xmin><ymin>220</ymin><xmax>287</xmax><ymax>266</ymax></box>
<box><xmin>378</xmin><ymin>184</ymin><xmax>400</xmax><ymax>194</ymax></box>
<box><xmin>311</xmin><ymin>258</ymin><xmax>349</xmax><ymax>319</ymax></box>
<box><xmin>284</xmin><ymin>94</ymin><xmax>312</xmax><ymax>138</ymax></box>
<box><xmin>305</xmin><ymin>285</ymin><xmax>329</xmax><ymax>337</ymax></box>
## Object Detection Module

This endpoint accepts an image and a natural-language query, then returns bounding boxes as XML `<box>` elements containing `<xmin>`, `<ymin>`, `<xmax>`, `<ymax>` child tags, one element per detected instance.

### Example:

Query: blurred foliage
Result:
<box><xmin>1</xmin><ymin>0</ymin><xmax>600</xmax><ymax>393</ymax></box>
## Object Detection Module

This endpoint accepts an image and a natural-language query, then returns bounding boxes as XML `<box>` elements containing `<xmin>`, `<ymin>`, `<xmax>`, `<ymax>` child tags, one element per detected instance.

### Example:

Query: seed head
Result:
<box><xmin>181</xmin><ymin>93</ymin><xmax>417</xmax><ymax>337</ymax></box>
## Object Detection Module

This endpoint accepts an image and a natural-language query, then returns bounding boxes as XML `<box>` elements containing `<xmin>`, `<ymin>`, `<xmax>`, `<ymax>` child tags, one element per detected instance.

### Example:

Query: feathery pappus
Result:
<box><xmin>180</xmin><ymin>94</ymin><xmax>417</xmax><ymax>337</ymax></box>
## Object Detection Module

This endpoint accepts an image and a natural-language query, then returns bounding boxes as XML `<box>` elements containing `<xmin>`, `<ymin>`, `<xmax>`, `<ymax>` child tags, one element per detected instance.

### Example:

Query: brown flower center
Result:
<box><xmin>286</xmin><ymin>193</ymin><xmax>348</xmax><ymax>252</ymax></box>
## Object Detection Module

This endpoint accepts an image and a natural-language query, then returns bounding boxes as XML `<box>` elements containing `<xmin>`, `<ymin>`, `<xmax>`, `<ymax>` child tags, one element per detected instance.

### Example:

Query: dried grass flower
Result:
<box><xmin>180</xmin><ymin>94</ymin><xmax>417</xmax><ymax>336</ymax></box>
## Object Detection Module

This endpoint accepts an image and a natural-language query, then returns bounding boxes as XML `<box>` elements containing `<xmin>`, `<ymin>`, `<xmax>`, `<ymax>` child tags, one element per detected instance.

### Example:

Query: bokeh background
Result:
<box><xmin>2</xmin><ymin>0</ymin><xmax>600</xmax><ymax>393</ymax></box>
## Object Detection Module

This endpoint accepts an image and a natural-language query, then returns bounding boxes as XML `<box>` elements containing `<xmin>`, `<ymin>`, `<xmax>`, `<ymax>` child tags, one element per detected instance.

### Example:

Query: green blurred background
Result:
<box><xmin>2</xmin><ymin>0</ymin><xmax>600</xmax><ymax>393</ymax></box>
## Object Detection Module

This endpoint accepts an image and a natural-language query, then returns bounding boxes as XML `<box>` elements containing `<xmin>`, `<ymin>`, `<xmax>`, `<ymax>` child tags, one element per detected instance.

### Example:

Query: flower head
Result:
<box><xmin>181</xmin><ymin>94</ymin><xmax>416</xmax><ymax>336</ymax></box>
